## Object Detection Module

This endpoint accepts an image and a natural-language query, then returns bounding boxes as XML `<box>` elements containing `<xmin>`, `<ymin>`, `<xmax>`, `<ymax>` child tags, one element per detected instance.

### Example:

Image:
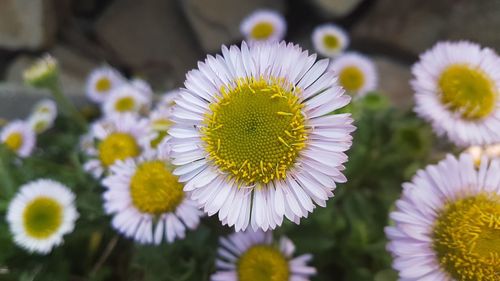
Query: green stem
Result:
<box><xmin>48</xmin><ymin>81</ymin><xmax>87</xmax><ymax>131</ymax></box>
<box><xmin>0</xmin><ymin>147</ymin><xmax>15</xmax><ymax>198</ymax></box>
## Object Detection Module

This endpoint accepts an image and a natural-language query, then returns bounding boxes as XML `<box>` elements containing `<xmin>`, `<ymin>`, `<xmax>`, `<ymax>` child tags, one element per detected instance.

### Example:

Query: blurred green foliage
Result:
<box><xmin>0</xmin><ymin>93</ymin><xmax>440</xmax><ymax>281</ymax></box>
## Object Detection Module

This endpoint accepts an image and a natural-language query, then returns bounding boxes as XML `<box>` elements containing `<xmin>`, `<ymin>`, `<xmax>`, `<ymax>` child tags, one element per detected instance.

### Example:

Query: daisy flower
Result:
<box><xmin>211</xmin><ymin>230</ymin><xmax>316</xmax><ymax>281</ymax></box>
<box><xmin>27</xmin><ymin>99</ymin><xmax>58</xmax><ymax>133</ymax></box>
<box><xmin>157</xmin><ymin>89</ymin><xmax>180</xmax><ymax>110</ymax></box>
<box><xmin>329</xmin><ymin>52</ymin><xmax>378</xmax><ymax>98</ymax></box>
<box><xmin>102</xmin><ymin>151</ymin><xmax>203</xmax><ymax>244</ymax></box>
<box><xmin>86</xmin><ymin>66</ymin><xmax>125</xmax><ymax>103</ymax></box>
<box><xmin>412</xmin><ymin>41</ymin><xmax>500</xmax><ymax>146</ymax></box>
<box><xmin>83</xmin><ymin>114</ymin><xmax>151</xmax><ymax>178</ymax></box>
<box><xmin>168</xmin><ymin>42</ymin><xmax>354</xmax><ymax>231</ymax></box>
<box><xmin>103</xmin><ymin>84</ymin><xmax>151</xmax><ymax>117</ymax></box>
<box><xmin>1</xmin><ymin>120</ymin><xmax>36</xmax><ymax>158</ymax></box>
<box><xmin>240</xmin><ymin>10</ymin><xmax>286</xmax><ymax>44</ymax></box>
<box><xmin>312</xmin><ymin>24</ymin><xmax>349</xmax><ymax>58</ymax></box>
<box><xmin>385</xmin><ymin>153</ymin><xmax>500</xmax><ymax>281</ymax></box>
<box><xmin>130</xmin><ymin>78</ymin><xmax>154</xmax><ymax>100</ymax></box>
<box><xmin>23</xmin><ymin>54</ymin><xmax>58</xmax><ymax>88</ymax></box>
<box><xmin>7</xmin><ymin>179</ymin><xmax>78</xmax><ymax>254</ymax></box>
<box><xmin>149</xmin><ymin>108</ymin><xmax>173</xmax><ymax>149</ymax></box>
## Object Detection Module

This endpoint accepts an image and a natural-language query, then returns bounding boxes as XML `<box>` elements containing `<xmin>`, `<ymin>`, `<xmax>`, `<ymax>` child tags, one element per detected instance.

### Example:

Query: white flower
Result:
<box><xmin>412</xmin><ymin>41</ymin><xmax>500</xmax><ymax>146</ymax></box>
<box><xmin>1</xmin><ymin>120</ymin><xmax>36</xmax><ymax>158</ymax></box>
<box><xmin>86</xmin><ymin>66</ymin><xmax>125</xmax><ymax>103</ymax></box>
<box><xmin>6</xmin><ymin>179</ymin><xmax>78</xmax><ymax>254</ymax></box>
<box><xmin>102</xmin><ymin>151</ymin><xmax>203</xmax><ymax>244</ymax></box>
<box><xmin>385</xmin><ymin>153</ymin><xmax>500</xmax><ymax>281</ymax></box>
<box><xmin>103</xmin><ymin>84</ymin><xmax>151</xmax><ymax>117</ymax></box>
<box><xmin>211</xmin><ymin>230</ymin><xmax>316</xmax><ymax>281</ymax></box>
<box><xmin>240</xmin><ymin>10</ymin><xmax>286</xmax><ymax>43</ymax></box>
<box><xmin>157</xmin><ymin>89</ymin><xmax>180</xmax><ymax>110</ymax></box>
<box><xmin>130</xmin><ymin>78</ymin><xmax>154</xmax><ymax>100</ymax></box>
<box><xmin>27</xmin><ymin>99</ymin><xmax>58</xmax><ymax>133</ymax></box>
<box><xmin>23</xmin><ymin>54</ymin><xmax>58</xmax><ymax>87</ymax></box>
<box><xmin>329</xmin><ymin>52</ymin><xmax>378</xmax><ymax>98</ymax></box>
<box><xmin>83</xmin><ymin>114</ymin><xmax>152</xmax><ymax>178</ymax></box>
<box><xmin>168</xmin><ymin>42</ymin><xmax>354</xmax><ymax>231</ymax></box>
<box><xmin>312</xmin><ymin>24</ymin><xmax>349</xmax><ymax>58</ymax></box>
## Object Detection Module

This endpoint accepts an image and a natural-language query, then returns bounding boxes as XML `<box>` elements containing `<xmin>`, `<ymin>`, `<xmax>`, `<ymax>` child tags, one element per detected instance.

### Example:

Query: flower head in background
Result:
<box><xmin>329</xmin><ymin>52</ymin><xmax>378</xmax><ymax>98</ymax></box>
<box><xmin>130</xmin><ymin>78</ymin><xmax>154</xmax><ymax>101</ymax></box>
<box><xmin>168</xmin><ymin>42</ymin><xmax>354</xmax><ymax>231</ymax></box>
<box><xmin>83</xmin><ymin>114</ymin><xmax>151</xmax><ymax>178</ymax></box>
<box><xmin>103</xmin><ymin>84</ymin><xmax>151</xmax><ymax>117</ymax></box>
<box><xmin>312</xmin><ymin>24</ymin><xmax>349</xmax><ymax>58</ymax></box>
<box><xmin>412</xmin><ymin>41</ymin><xmax>500</xmax><ymax>146</ymax></box>
<box><xmin>240</xmin><ymin>10</ymin><xmax>286</xmax><ymax>43</ymax></box>
<box><xmin>1</xmin><ymin>120</ymin><xmax>36</xmax><ymax>157</ymax></box>
<box><xmin>86</xmin><ymin>66</ymin><xmax>125</xmax><ymax>103</ymax></box>
<box><xmin>385</xmin><ymin>154</ymin><xmax>500</xmax><ymax>281</ymax></box>
<box><xmin>157</xmin><ymin>89</ymin><xmax>180</xmax><ymax>110</ymax></box>
<box><xmin>27</xmin><ymin>99</ymin><xmax>58</xmax><ymax>134</ymax></box>
<box><xmin>23</xmin><ymin>54</ymin><xmax>58</xmax><ymax>89</ymax></box>
<box><xmin>211</xmin><ymin>230</ymin><xmax>316</xmax><ymax>281</ymax></box>
<box><xmin>7</xmin><ymin>179</ymin><xmax>78</xmax><ymax>254</ymax></box>
<box><xmin>102</xmin><ymin>151</ymin><xmax>202</xmax><ymax>244</ymax></box>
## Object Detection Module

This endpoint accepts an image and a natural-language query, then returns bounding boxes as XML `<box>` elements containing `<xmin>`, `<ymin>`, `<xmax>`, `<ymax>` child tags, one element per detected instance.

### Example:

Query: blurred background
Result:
<box><xmin>1</xmin><ymin>0</ymin><xmax>499</xmax><ymax>118</ymax></box>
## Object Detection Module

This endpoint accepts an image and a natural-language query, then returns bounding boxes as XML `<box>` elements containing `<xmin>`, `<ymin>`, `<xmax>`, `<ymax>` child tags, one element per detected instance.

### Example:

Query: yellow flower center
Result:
<box><xmin>322</xmin><ymin>34</ymin><xmax>340</xmax><ymax>50</ymax></box>
<box><xmin>201</xmin><ymin>78</ymin><xmax>307</xmax><ymax>185</ymax></box>
<box><xmin>130</xmin><ymin>160</ymin><xmax>184</xmax><ymax>214</ymax></box>
<box><xmin>237</xmin><ymin>245</ymin><xmax>290</xmax><ymax>281</ymax></box>
<box><xmin>114</xmin><ymin>96</ymin><xmax>136</xmax><ymax>112</ymax></box>
<box><xmin>250</xmin><ymin>22</ymin><xmax>274</xmax><ymax>40</ymax></box>
<box><xmin>438</xmin><ymin>64</ymin><xmax>497</xmax><ymax>120</ymax></box>
<box><xmin>4</xmin><ymin>132</ymin><xmax>23</xmax><ymax>151</ymax></box>
<box><xmin>432</xmin><ymin>192</ymin><xmax>500</xmax><ymax>281</ymax></box>
<box><xmin>339</xmin><ymin>66</ymin><xmax>365</xmax><ymax>92</ymax></box>
<box><xmin>98</xmin><ymin>133</ymin><xmax>140</xmax><ymax>167</ymax></box>
<box><xmin>23</xmin><ymin>197</ymin><xmax>63</xmax><ymax>239</ymax></box>
<box><xmin>95</xmin><ymin>77</ymin><xmax>112</xmax><ymax>93</ymax></box>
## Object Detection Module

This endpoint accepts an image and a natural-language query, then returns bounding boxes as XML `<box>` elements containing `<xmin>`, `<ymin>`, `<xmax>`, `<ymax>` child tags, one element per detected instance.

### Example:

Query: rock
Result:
<box><xmin>95</xmin><ymin>0</ymin><xmax>202</xmax><ymax>89</ymax></box>
<box><xmin>372</xmin><ymin>56</ymin><xmax>413</xmax><ymax>109</ymax></box>
<box><xmin>181</xmin><ymin>0</ymin><xmax>285</xmax><ymax>52</ymax></box>
<box><xmin>0</xmin><ymin>0</ymin><xmax>57</xmax><ymax>50</ymax></box>
<box><xmin>310</xmin><ymin>0</ymin><xmax>364</xmax><ymax>18</ymax></box>
<box><xmin>5</xmin><ymin>45</ymin><xmax>98</xmax><ymax>97</ymax></box>
<box><xmin>0</xmin><ymin>83</ymin><xmax>88</xmax><ymax>119</ymax></box>
<box><xmin>352</xmin><ymin>0</ymin><xmax>500</xmax><ymax>55</ymax></box>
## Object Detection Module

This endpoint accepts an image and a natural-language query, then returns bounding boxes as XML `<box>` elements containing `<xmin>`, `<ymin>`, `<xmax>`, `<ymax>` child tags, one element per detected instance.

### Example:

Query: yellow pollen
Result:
<box><xmin>339</xmin><ymin>66</ymin><xmax>365</xmax><ymax>92</ymax></box>
<box><xmin>4</xmin><ymin>132</ymin><xmax>23</xmax><ymax>151</ymax></box>
<box><xmin>323</xmin><ymin>34</ymin><xmax>340</xmax><ymax>50</ymax></box>
<box><xmin>250</xmin><ymin>22</ymin><xmax>274</xmax><ymax>40</ymax></box>
<box><xmin>438</xmin><ymin>64</ymin><xmax>497</xmax><ymax>120</ymax></box>
<box><xmin>201</xmin><ymin>77</ymin><xmax>307</xmax><ymax>185</ymax></box>
<box><xmin>98</xmin><ymin>133</ymin><xmax>140</xmax><ymax>167</ymax></box>
<box><xmin>130</xmin><ymin>160</ymin><xmax>184</xmax><ymax>214</ymax></box>
<box><xmin>95</xmin><ymin>77</ymin><xmax>112</xmax><ymax>93</ymax></box>
<box><xmin>114</xmin><ymin>97</ymin><xmax>136</xmax><ymax>112</ymax></box>
<box><xmin>23</xmin><ymin>197</ymin><xmax>63</xmax><ymax>239</ymax></box>
<box><xmin>432</xmin><ymin>192</ymin><xmax>500</xmax><ymax>281</ymax></box>
<box><xmin>237</xmin><ymin>245</ymin><xmax>290</xmax><ymax>281</ymax></box>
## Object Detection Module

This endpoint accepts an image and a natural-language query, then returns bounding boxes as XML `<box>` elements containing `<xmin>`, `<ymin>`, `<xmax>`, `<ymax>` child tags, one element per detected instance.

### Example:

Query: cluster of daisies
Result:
<box><xmin>2</xmin><ymin>7</ymin><xmax>500</xmax><ymax>281</ymax></box>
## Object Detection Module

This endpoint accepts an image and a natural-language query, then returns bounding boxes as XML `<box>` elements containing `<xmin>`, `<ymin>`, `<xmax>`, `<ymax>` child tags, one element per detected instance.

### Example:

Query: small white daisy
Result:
<box><xmin>148</xmin><ymin>108</ymin><xmax>173</xmax><ymax>149</ymax></box>
<box><xmin>103</xmin><ymin>84</ymin><xmax>151</xmax><ymax>117</ymax></box>
<box><xmin>83</xmin><ymin>114</ymin><xmax>151</xmax><ymax>178</ymax></box>
<box><xmin>312</xmin><ymin>24</ymin><xmax>349</xmax><ymax>58</ymax></box>
<box><xmin>102</xmin><ymin>151</ymin><xmax>203</xmax><ymax>244</ymax></box>
<box><xmin>329</xmin><ymin>52</ymin><xmax>378</xmax><ymax>98</ymax></box>
<box><xmin>7</xmin><ymin>179</ymin><xmax>78</xmax><ymax>254</ymax></box>
<box><xmin>86</xmin><ymin>66</ymin><xmax>125</xmax><ymax>103</ymax></box>
<box><xmin>412</xmin><ymin>41</ymin><xmax>500</xmax><ymax>146</ymax></box>
<box><xmin>27</xmin><ymin>99</ymin><xmax>58</xmax><ymax>133</ymax></box>
<box><xmin>385</xmin><ymin>153</ymin><xmax>500</xmax><ymax>281</ymax></box>
<box><xmin>157</xmin><ymin>89</ymin><xmax>180</xmax><ymax>110</ymax></box>
<box><xmin>23</xmin><ymin>54</ymin><xmax>58</xmax><ymax>87</ymax></box>
<box><xmin>168</xmin><ymin>42</ymin><xmax>354</xmax><ymax>231</ymax></box>
<box><xmin>211</xmin><ymin>230</ymin><xmax>316</xmax><ymax>281</ymax></box>
<box><xmin>1</xmin><ymin>120</ymin><xmax>36</xmax><ymax>158</ymax></box>
<box><xmin>240</xmin><ymin>10</ymin><xmax>286</xmax><ymax>43</ymax></box>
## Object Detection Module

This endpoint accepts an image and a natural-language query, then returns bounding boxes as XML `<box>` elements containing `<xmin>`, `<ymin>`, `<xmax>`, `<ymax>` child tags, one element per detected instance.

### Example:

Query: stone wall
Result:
<box><xmin>1</xmin><ymin>0</ymin><xmax>498</xmax><ymax>118</ymax></box>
